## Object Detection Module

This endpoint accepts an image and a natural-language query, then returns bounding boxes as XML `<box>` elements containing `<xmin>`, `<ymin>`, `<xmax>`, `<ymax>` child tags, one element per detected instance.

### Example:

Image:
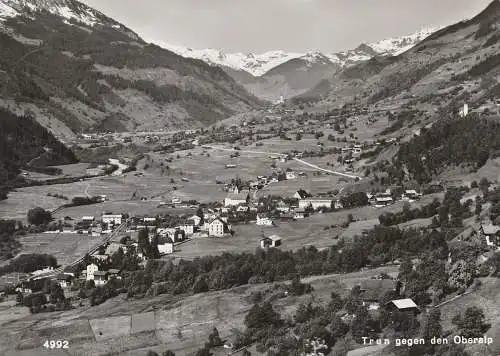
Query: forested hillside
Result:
<box><xmin>387</xmin><ymin>115</ymin><xmax>500</xmax><ymax>184</ymax></box>
<box><xmin>0</xmin><ymin>108</ymin><xmax>77</xmax><ymax>199</ymax></box>
<box><xmin>0</xmin><ymin>1</ymin><xmax>261</xmax><ymax>138</ymax></box>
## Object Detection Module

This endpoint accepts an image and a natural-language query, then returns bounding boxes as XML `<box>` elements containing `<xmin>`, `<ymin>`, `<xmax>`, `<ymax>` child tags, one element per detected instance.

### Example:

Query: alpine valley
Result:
<box><xmin>162</xmin><ymin>28</ymin><xmax>439</xmax><ymax>101</ymax></box>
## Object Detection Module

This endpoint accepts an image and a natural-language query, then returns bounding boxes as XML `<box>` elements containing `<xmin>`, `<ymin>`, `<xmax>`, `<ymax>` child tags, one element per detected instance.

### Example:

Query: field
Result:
<box><xmin>439</xmin><ymin>277</ymin><xmax>500</xmax><ymax>356</ymax></box>
<box><xmin>16</xmin><ymin>233</ymin><xmax>103</xmax><ymax>266</ymax></box>
<box><xmin>0</xmin><ymin>265</ymin><xmax>398</xmax><ymax>356</ymax></box>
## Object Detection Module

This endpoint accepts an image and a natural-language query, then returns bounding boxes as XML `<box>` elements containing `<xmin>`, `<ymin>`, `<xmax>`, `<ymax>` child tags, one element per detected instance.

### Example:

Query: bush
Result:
<box><xmin>27</xmin><ymin>207</ymin><xmax>52</xmax><ymax>226</ymax></box>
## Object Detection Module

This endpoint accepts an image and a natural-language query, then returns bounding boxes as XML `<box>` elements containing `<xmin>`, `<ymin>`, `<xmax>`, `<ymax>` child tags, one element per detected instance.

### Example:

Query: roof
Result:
<box><xmin>481</xmin><ymin>224</ymin><xmax>500</xmax><ymax>235</ymax></box>
<box><xmin>359</xmin><ymin>279</ymin><xmax>397</xmax><ymax>301</ymax></box>
<box><xmin>93</xmin><ymin>271</ymin><xmax>108</xmax><ymax>276</ymax></box>
<box><xmin>294</xmin><ymin>190</ymin><xmax>311</xmax><ymax>199</ymax></box>
<box><xmin>303</xmin><ymin>198</ymin><xmax>332</xmax><ymax>203</ymax></box>
<box><xmin>389</xmin><ymin>298</ymin><xmax>418</xmax><ymax>310</ymax></box>
<box><xmin>108</xmin><ymin>269</ymin><xmax>120</xmax><ymax>274</ymax></box>
<box><xmin>56</xmin><ymin>274</ymin><xmax>72</xmax><ymax>281</ymax></box>
<box><xmin>376</xmin><ymin>197</ymin><xmax>393</xmax><ymax>202</ymax></box>
<box><xmin>268</xmin><ymin>235</ymin><xmax>282</xmax><ymax>241</ymax></box>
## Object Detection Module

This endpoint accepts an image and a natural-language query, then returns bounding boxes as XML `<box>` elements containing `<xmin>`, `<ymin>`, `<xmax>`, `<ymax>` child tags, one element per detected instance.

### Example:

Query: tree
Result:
<box><xmin>244</xmin><ymin>302</ymin><xmax>282</xmax><ymax>330</ymax></box>
<box><xmin>327</xmin><ymin>292</ymin><xmax>343</xmax><ymax>314</ymax></box>
<box><xmin>242</xmin><ymin>350</ymin><xmax>251</xmax><ymax>356</ymax></box>
<box><xmin>452</xmin><ymin>306</ymin><xmax>491</xmax><ymax>338</ymax></box>
<box><xmin>296</xmin><ymin>133</ymin><xmax>302</xmax><ymax>141</ymax></box>
<box><xmin>207</xmin><ymin>327</ymin><xmax>223</xmax><ymax>347</ymax></box>
<box><xmin>146</xmin><ymin>351</ymin><xmax>159</xmax><ymax>356</ymax></box>
<box><xmin>27</xmin><ymin>207</ymin><xmax>52</xmax><ymax>225</ymax></box>
<box><xmin>162</xmin><ymin>351</ymin><xmax>176</xmax><ymax>356</ymax></box>
<box><xmin>192</xmin><ymin>276</ymin><xmax>209</xmax><ymax>294</ymax></box>
<box><xmin>49</xmin><ymin>282</ymin><xmax>65</xmax><ymax>304</ymax></box>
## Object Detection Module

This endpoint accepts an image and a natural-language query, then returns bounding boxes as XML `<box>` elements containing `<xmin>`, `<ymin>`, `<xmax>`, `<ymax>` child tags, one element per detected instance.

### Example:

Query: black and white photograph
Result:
<box><xmin>0</xmin><ymin>0</ymin><xmax>499</xmax><ymax>355</ymax></box>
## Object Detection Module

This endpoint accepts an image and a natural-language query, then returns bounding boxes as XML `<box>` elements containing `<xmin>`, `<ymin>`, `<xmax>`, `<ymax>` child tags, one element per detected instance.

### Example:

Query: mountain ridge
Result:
<box><xmin>0</xmin><ymin>0</ymin><xmax>262</xmax><ymax>139</ymax></box>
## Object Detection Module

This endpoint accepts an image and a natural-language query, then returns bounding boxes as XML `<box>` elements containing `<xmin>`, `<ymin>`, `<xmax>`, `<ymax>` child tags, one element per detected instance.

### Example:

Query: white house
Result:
<box><xmin>459</xmin><ymin>103</ymin><xmax>469</xmax><ymax>118</ymax></box>
<box><xmin>143</xmin><ymin>217</ymin><xmax>156</xmax><ymax>224</ymax></box>
<box><xmin>286</xmin><ymin>171</ymin><xmax>297</xmax><ymax>180</ymax></box>
<box><xmin>299</xmin><ymin>198</ymin><xmax>333</xmax><ymax>210</ymax></box>
<box><xmin>256</xmin><ymin>215</ymin><xmax>274</xmax><ymax>226</ymax></box>
<box><xmin>157</xmin><ymin>236</ymin><xmax>174</xmax><ymax>254</ymax></box>
<box><xmin>82</xmin><ymin>216</ymin><xmax>95</xmax><ymax>222</ymax></box>
<box><xmin>102</xmin><ymin>214</ymin><xmax>123</xmax><ymax>225</ymax></box>
<box><xmin>224</xmin><ymin>190</ymin><xmax>250</xmax><ymax>207</ymax></box>
<box><xmin>208</xmin><ymin>218</ymin><xmax>228</xmax><ymax>237</ymax></box>
<box><xmin>176</xmin><ymin>223</ymin><xmax>194</xmax><ymax>236</ymax></box>
<box><xmin>86</xmin><ymin>263</ymin><xmax>99</xmax><ymax>281</ymax></box>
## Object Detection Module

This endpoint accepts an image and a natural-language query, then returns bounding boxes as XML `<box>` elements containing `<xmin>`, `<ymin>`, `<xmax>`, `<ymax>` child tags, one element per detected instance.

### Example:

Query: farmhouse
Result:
<box><xmin>260</xmin><ymin>235</ymin><xmax>282</xmax><ymax>248</ymax></box>
<box><xmin>56</xmin><ymin>274</ymin><xmax>73</xmax><ymax>289</ymax></box>
<box><xmin>224</xmin><ymin>190</ymin><xmax>250</xmax><ymax>207</ymax></box>
<box><xmin>358</xmin><ymin>279</ymin><xmax>398</xmax><ymax>310</ymax></box>
<box><xmin>294</xmin><ymin>208</ymin><xmax>309</xmax><ymax>220</ymax></box>
<box><xmin>93</xmin><ymin>271</ymin><xmax>108</xmax><ymax>286</ymax></box>
<box><xmin>293</xmin><ymin>190</ymin><xmax>311</xmax><ymax>200</ymax></box>
<box><xmin>402</xmin><ymin>190</ymin><xmax>422</xmax><ymax>201</ymax></box>
<box><xmin>102</xmin><ymin>214</ymin><xmax>123</xmax><ymax>225</ymax></box>
<box><xmin>374</xmin><ymin>197</ymin><xmax>393</xmax><ymax>207</ymax></box>
<box><xmin>385</xmin><ymin>298</ymin><xmax>419</xmax><ymax>315</ymax></box>
<box><xmin>256</xmin><ymin>214</ymin><xmax>274</xmax><ymax>226</ymax></box>
<box><xmin>480</xmin><ymin>224</ymin><xmax>500</xmax><ymax>247</ymax></box>
<box><xmin>299</xmin><ymin>198</ymin><xmax>333</xmax><ymax>210</ymax></box>
<box><xmin>108</xmin><ymin>269</ymin><xmax>121</xmax><ymax>279</ymax></box>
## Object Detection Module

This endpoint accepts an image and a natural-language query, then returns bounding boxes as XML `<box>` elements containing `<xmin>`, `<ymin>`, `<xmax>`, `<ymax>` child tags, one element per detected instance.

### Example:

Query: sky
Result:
<box><xmin>81</xmin><ymin>0</ymin><xmax>493</xmax><ymax>53</ymax></box>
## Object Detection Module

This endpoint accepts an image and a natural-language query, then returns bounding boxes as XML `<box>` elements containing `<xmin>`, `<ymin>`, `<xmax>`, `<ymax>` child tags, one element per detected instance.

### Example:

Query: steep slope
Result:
<box><xmin>0</xmin><ymin>108</ymin><xmax>77</xmax><ymax>199</ymax></box>
<box><xmin>301</xmin><ymin>0</ymin><xmax>500</xmax><ymax>109</ymax></box>
<box><xmin>244</xmin><ymin>52</ymin><xmax>341</xmax><ymax>101</ymax></box>
<box><xmin>0</xmin><ymin>0</ymin><xmax>261</xmax><ymax>140</ymax></box>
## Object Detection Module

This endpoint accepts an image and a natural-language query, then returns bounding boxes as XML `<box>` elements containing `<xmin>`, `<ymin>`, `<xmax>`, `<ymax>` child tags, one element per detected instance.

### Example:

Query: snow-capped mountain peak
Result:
<box><xmin>0</xmin><ymin>0</ymin><xmax>138</xmax><ymax>38</ymax></box>
<box><xmin>162</xmin><ymin>27</ymin><xmax>440</xmax><ymax>77</ymax></box>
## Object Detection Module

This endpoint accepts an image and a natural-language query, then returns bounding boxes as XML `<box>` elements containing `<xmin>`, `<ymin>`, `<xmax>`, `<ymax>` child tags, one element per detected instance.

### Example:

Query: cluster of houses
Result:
<box><xmin>367</xmin><ymin>189</ymin><xmax>422</xmax><ymax>208</ymax></box>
